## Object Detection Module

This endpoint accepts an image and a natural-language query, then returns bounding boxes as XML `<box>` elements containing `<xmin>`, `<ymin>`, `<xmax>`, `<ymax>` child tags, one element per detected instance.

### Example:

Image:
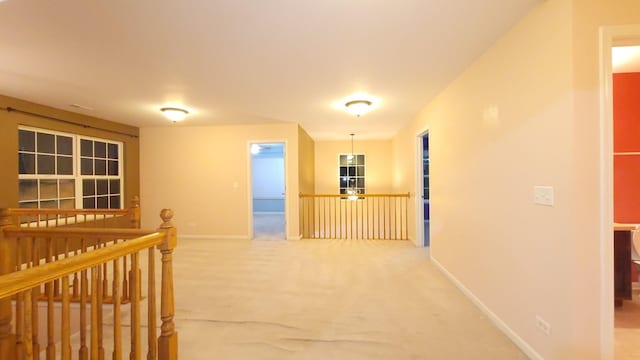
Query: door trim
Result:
<box><xmin>598</xmin><ymin>24</ymin><xmax>640</xmax><ymax>359</ymax></box>
<box><xmin>414</xmin><ymin>129</ymin><xmax>429</xmax><ymax>248</ymax></box>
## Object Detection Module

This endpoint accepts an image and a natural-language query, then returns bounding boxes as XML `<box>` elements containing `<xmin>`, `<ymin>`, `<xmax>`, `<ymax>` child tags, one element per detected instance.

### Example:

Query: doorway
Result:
<box><xmin>599</xmin><ymin>25</ymin><xmax>640</xmax><ymax>359</ymax></box>
<box><xmin>607</xmin><ymin>37</ymin><xmax>640</xmax><ymax>359</ymax></box>
<box><xmin>415</xmin><ymin>130</ymin><xmax>430</xmax><ymax>248</ymax></box>
<box><xmin>250</xmin><ymin>142</ymin><xmax>286</xmax><ymax>240</ymax></box>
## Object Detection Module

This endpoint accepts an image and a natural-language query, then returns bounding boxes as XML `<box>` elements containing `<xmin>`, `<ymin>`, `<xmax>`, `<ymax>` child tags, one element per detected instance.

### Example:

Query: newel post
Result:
<box><xmin>157</xmin><ymin>209</ymin><xmax>178</xmax><ymax>360</ymax></box>
<box><xmin>129</xmin><ymin>196</ymin><xmax>141</xmax><ymax>229</ymax></box>
<box><xmin>0</xmin><ymin>209</ymin><xmax>16</xmax><ymax>359</ymax></box>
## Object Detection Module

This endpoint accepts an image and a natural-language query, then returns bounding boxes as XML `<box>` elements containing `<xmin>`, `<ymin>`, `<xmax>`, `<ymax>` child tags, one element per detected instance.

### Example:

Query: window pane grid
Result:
<box><xmin>338</xmin><ymin>153</ymin><xmax>365</xmax><ymax>196</ymax></box>
<box><xmin>18</xmin><ymin>127</ymin><xmax>124</xmax><ymax>210</ymax></box>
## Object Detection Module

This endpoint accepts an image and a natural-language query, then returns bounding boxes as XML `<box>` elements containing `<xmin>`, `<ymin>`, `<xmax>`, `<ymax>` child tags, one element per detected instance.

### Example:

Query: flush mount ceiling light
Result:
<box><xmin>345</xmin><ymin>100</ymin><xmax>373</xmax><ymax>117</ymax></box>
<box><xmin>161</xmin><ymin>107</ymin><xmax>189</xmax><ymax>122</ymax></box>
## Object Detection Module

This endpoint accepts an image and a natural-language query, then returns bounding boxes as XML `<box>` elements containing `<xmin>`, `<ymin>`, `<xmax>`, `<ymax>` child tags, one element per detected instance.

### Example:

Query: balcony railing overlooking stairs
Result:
<box><xmin>300</xmin><ymin>193</ymin><xmax>410</xmax><ymax>240</ymax></box>
<box><xmin>0</xmin><ymin>203</ymin><xmax>179</xmax><ymax>360</ymax></box>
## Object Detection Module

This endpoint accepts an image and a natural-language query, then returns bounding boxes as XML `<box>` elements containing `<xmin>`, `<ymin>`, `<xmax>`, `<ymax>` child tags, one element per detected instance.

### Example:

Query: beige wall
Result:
<box><xmin>298</xmin><ymin>126</ymin><xmax>315</xmax><ymax>195</ymax></box>
<box><xmin>314</xmin><ymin>139</ymin><xmax>394</xmax><ymax>194</ymax></box>
<box><xmin>392</xmin><ymin>1</ymin><xmax>640</xmax><ymax>359</ymax></box>
<box><xmin>140</xmin><ymin>123</ymin><xmax>303</xmax><ymax>239</ymax></box>
<box><xmin>0</xmin><ymin>95</ymin><xmax>140</xmax><ymax>209</ymax></box>
<box><xmin>298</xmin><ymin>126</ymin><xmax>315</xmax><ymax>235</ymax></box>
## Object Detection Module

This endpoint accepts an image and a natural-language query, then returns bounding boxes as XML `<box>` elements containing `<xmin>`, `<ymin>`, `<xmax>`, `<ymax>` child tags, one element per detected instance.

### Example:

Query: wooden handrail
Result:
<box><xmin>0</xmin><ymin>232</ymin><xmax>164</xmax><ymax>299</ymax></box>
<box><xmin>4</xmin><ymin>227</ymin><xmax>153</xmax><ymax>239</ymax></box>
<box><xmin>6</xmin><ymin>209</ymin><xmax>129</xmax><ymax>216</ymax></box>
<box><xmin>299</xmin><ymin>193</ymin><xmax>410</xmax><ymax>198</ymax></box>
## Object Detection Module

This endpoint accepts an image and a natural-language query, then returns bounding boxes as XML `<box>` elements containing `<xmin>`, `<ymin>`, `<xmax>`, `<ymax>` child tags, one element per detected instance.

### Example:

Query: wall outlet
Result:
<box><xmin>533</xmin><ymin>186</ymin><xmax>554</xmax><ymax>206</ymax></box>
<box><xmin>536</xmin><ymin>315</ymin><xmax>551</xmax><ymax>335</ymax></box>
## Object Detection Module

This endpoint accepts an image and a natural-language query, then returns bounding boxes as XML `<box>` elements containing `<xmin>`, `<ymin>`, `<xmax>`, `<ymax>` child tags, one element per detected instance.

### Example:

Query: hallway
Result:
<box><xmin>171</xmin><ymin>238</ymin><xmax>526</xmax><ymax>359</ymax></box>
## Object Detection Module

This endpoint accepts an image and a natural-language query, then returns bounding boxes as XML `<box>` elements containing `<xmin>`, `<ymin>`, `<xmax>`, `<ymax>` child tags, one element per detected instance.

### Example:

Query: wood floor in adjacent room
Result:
<box><xmin>172</xmin><ymin>238</ymin><xmax>526</xmax><ymax>359</ymax></box>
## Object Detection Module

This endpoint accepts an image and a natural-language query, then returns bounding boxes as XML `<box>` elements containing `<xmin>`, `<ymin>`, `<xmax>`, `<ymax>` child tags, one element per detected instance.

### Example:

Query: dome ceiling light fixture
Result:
<box><xmin>161</xmin><ymin>106</ymin><xmax>189</xmax><ymax>122</ymax></box>
<box><xmin>344</xmin><ymin>100</ymin><xmax>373</xmax><ymax>117</ymax></box>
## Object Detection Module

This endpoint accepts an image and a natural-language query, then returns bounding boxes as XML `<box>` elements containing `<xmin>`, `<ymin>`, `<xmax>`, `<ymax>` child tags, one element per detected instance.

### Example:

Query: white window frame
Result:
<box><xmin>338</xmin><ymin>153</ymin><xmax>366</xmax><ymax>196</ymax></box>
<box><xmin>18</xmin><ymin>126</ymin><xmax>124</xmax><ymax>209</ymax></box>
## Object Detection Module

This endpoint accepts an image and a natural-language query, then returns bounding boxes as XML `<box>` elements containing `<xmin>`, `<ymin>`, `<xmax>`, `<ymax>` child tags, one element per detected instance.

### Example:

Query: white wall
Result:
<box><xmin>252</xmin><ymin>157</ymin><xmax>285</xmax><ymax>199</ymax></box>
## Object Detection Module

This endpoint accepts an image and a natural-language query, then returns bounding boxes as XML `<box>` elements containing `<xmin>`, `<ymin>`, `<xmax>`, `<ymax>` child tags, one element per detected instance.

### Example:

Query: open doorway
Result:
<box><xmin>608</xmin><ymin>40</ymin><xmax>640</xmax><ymax>358</ymax></box>
<box><xmin>599</xmin><ymin>25</ymin><xmax>640</xmax><ymax>358</ymax></box>
<box><xmin>415</xmin><ymin>130</ymin><xmax>430</xmax><ymax>248</ymax></box>
<box><xmin>250</xmin><ymin>142</ymin><xmax>285</xmax><ymax>240</ymax></box>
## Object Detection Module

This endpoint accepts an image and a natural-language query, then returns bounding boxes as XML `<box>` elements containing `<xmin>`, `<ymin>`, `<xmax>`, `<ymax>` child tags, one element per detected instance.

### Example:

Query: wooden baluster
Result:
<box><xmin>350</xmin><ymin>197</ymin><xmax>354</xmax><ymax>239</ymax></box>
<box><xmin>73</xmin><ymin>248</ymin><xmax>80</xmax><ymax>300</ymax></box>
<box><xmin>102</xmin><ymin>242</ymin><xmax>110</xmax><ymax>302</ymax></box>
<box><xmin>158</xmin><ymin>209</ymin><xmax>178</xmax><ymax>360</ymax></box>
<box><xmin>112</xmin><ymin>256</ymin><xmax>122</xmax><ymax>360</ymax></box>
<box><xmin>79</xmin><ymin>267</ymin><xmax>88</xmax><ymax>360</ymax></box>
<box><xmin>122</xmin><ymin>254</ymin><xmax>130</xmax><ymax>303</ymax></box>
<box><xmin>130</xmin><ymin>252</ymin><xmax>141</xmax><ymax>360</ymax></box>
<box><xmin>79</xmin><ymin>239</ymin><xmax>88</xmax><ymax>360</ymax></box>
<box><xmin>383</xmin><ymin>197</ymin><xmax>387</xmax><ymax>240</ymax></box>
<box><xmin>406</xmin><ymin>194</ymin><xmax>410</xmax><ymax>239</ymax></box>
<box><xmin>16</xmin><ymin>239</ymin><xmax>24</xmax><ymax>360</ymax></box>
<box><xmin>0</xmin><ymin>209</ymin><xmax>15</xmax><ymax>360</ymax></box>
<box><xmin>97</xmin><ymin>243</ymin><xmax>105</xmax><ymax>360</ymax></box>
<box><xmin>129</xmin><ymin>196</ymin><xmax>141</xmax><ymax>229</ymax></box>
<box><xmin>62</xmin><ymin>275</ymin><xmax>71</xmax><ymax>360</ymax></box>
<box><xmin>46</xmin><ymin>238</ymin><xmax>55</xmax><ymax>360</ymax></box>
<box><xmin>91</xmin><ymin>266</ymin><xmax>99</xmax><ymax>360</ymax></box>
<box><xmin>24</xmin><ymin>288</ymin><xmax>33</xmax><ymax>360</ymax></box>
<box><xmin>367</xmin><ymin>197</ymin><xmax>370</xmax><ymax>239</ymax></box>
<box><xmin>147</xmin><ymin>247</ymin><xmax>157</xmax><ymax>360</ymax></box>
<box><xmin>31</xmin><ymin>239</ymin><xmax>40</xmax><ymax>356</ymax></box>
<box><xmin>15</xmin><ymin>238</ymin><xmax>24</xmax><ymax>359</ymax></box>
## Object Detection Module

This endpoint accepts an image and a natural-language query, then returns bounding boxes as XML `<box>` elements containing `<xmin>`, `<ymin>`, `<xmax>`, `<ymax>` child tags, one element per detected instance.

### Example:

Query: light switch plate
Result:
<box><xmin>534</xmin><ymin>186</ymin><xmax>554</xmax><ymax>206</ymax></box>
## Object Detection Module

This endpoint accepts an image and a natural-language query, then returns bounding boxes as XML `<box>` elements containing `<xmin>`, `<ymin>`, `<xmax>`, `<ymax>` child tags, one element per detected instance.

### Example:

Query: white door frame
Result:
<box><xmin>247</xmin><ymin>140</ymin><xmax>287</xmax><ymax>240</ymax></box>
<box><xmin>598</xmin><ymin>24</ymin><xmax>640</xmax><ymax>359</ymax></box>
<box><xmin>414</xmin><ymin>129</ymin><xmax>429</xmax><ymax>248</ymax></box>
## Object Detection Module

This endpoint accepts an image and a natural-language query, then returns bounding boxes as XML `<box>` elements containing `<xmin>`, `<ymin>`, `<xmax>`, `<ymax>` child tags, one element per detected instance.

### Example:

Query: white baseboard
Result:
<box><xmin>180</xmin><ymin>234</ymin><xmax>250</xmax><ymax>241</ymax></box>
<box><xmin>431</xmin><ymin>257</ymin><xmax>543</xmax><ymax>360</ymax></box>
<box><xmin>287</xmin><ymin>235</ymin><xmax>302</xmax><ymax>241</ymax></box>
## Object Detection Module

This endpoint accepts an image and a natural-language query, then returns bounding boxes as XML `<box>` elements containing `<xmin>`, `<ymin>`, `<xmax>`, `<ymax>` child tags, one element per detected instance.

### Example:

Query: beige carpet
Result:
<box><xmin>615</xmin><ymin>287</ymin><xmax>640</xmax><ymax>359</ymax></box>
<box><xmin>253</xmin><ymin>213</ymin><xmax>285</xmax><ymax>240</ymax></box>
<box><xmin>171</xmin><ymin>238</ymin><xmax>526</xmax><ymax>359</ymax></box>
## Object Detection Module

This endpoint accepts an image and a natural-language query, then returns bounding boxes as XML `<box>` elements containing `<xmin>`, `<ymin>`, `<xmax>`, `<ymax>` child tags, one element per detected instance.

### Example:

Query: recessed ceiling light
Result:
<box><xmin>161</xmin><ymin>107</ymin><xmax>189</xmax><ymax>122</ymax></box>
<box><xmin>345</xmin><ymin>100</ymin><xmax>373</xmax><ymax>117</ymax></box>
<box><xmin>333</xmin><ymin>94</ymin><xmax>380</xmax><ymax>117</ymax></box>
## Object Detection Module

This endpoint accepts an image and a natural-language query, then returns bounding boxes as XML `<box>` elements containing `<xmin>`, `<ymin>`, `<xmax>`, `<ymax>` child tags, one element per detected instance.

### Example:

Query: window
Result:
<box><xmin>18</xmin><ymin>127</ymin><xmax>123</xmax><ymax>209</ymax></box>
<box><xmin>339</xmin><ymin>153</ymin><xmax>365</xmax><ymax>195</ymax></box>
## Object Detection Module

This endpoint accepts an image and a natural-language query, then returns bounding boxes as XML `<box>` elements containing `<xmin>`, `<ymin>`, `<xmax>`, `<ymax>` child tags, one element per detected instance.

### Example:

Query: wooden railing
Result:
<box><xmin>7</xmin><ymin>198</ymin><xmax>141</xmax><ymax>305</ymax></box>
<box><xmin>12</xmin><ymin>196</ymin><xmax>141</xmax><ymax>229</ymax></box>
<box><xmin>0</xmin><ymin>208</ymin><xmax>178</xmax><ymax>360</ymax></box>
<box><xmin>299</xmin><ymin>193</ymin><xmax>410</xmax><ymax>240</ymax></box>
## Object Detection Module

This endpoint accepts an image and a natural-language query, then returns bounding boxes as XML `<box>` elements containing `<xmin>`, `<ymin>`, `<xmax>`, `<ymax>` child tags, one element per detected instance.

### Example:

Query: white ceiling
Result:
<box><xmin>0</xmin><ymin>0</ymin><xmax>539</xmax><ymax>140</ymax></box>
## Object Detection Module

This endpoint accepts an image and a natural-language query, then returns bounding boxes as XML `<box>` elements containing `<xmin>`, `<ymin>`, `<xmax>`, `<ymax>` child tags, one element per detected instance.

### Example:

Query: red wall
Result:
<box><xmin>614</xmin><ymin>72</ymin><xmax>640</xmax><ymax>223</ymax></box>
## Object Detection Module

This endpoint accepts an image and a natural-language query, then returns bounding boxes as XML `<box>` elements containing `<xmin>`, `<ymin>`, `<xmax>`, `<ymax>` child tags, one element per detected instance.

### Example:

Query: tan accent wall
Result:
<box><xmin>0</xmin><ymin>95</ymin><xmax>140</xmax><ymax>209</ymax></box>
<box><xmin>314</xmin><ymin>139</ymin><xmax>393</xmax><ymax>194</ymax></box>
<box><xmin>392</xmin><ymin>0</ymin><xmax>640</xmax><ymax>358</ymax></box>
<box><xmin>298</xmin><ymin>125</ymin><xmax>315</xmax><ymax>195</ymax></box>
<box><xmin>139</xmin><ymin>123</ymin><xmax>302</xmax><ymax>239</ymax></box>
